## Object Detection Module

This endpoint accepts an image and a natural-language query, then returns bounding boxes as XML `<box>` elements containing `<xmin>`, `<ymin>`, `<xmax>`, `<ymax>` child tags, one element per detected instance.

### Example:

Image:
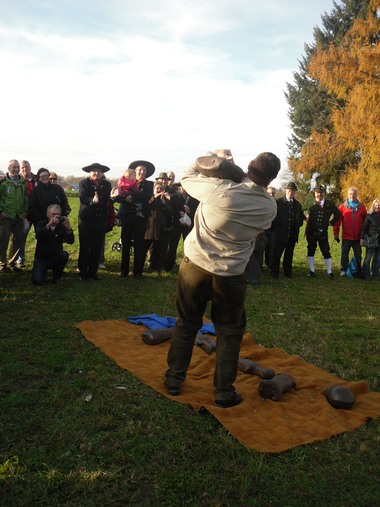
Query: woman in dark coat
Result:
<box><xmin>144</xmin><ymin>181</ymin><xmax>173</xmax><ymax>272</ymax></box>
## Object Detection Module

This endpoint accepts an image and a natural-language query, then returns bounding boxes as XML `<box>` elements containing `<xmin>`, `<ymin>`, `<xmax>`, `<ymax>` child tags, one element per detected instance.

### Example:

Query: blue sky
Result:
<box><xmin>0</xmin><ymin>0</ymin><xmax>334</xmax><ymax>183</ymax></box>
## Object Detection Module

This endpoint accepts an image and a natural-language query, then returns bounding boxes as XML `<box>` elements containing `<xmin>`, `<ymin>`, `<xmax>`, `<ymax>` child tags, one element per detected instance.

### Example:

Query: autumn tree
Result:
<box><xmin>298</xmin><ymin>5</ymin><xmax>380</xmax><ymax>205</ymax></box>
<box><xmin>286</xmin><ymin>0</ymin><xmax>369</xmax><ymax>199</ymax></box>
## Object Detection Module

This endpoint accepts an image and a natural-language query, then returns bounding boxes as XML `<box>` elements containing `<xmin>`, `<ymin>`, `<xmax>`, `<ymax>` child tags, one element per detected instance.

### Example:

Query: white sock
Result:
<box><xmin>308</xmin><ymin>256</ymin><xmax>315</xmax><ymax>272</ymax></box>
<box><xmin>324</xmin><ymin>258</ymin><xmax>332</xmax><ymax>274</ymax></box>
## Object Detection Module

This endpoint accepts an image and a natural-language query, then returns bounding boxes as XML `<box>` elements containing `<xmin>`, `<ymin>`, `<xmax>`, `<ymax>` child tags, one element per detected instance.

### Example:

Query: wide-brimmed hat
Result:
<box><xmin>155</xmin><ymin>172</ymin><xmax>170</xmax><ymax>181</ymax></box>
<box><xmin>314</xmin><ymin>184</ymin><xmax>325</xmax><ymax>192</ymax></box>
<box><xmin>196</xmin><ymin>156</ymin><xmax>245</xmax><ymax>183</ymax></box>
<box><xmin>82</xmin><ymin>163</ymin><xmax>110</xmax><ymax>173</ymax></box>
<box><xmin>285</xmin><ymin>181</ymin><xmax>298</xmax><ymax>191</ymax></box>
<box><xmin>128</xmin><ymin>160</ymin><xmax>155</xmax><ymax>178</ymax></box>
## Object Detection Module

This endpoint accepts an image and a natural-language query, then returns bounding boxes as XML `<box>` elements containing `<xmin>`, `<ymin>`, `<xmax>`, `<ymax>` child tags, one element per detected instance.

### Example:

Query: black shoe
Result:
<box><xmin>307</xmin><ymin>271</ymin><xmax>316</xmax><ymax>278</ymax></box>
<box><xmin>11</xmin><ymin>265</ymin><xmax>23</xmax><ymax>272</ymax></box>
<box><xmin>120</xmin><ymin>271</ymin><xmax>128</xmax><ymax>277</ymax></box>
<box><xmin>134</xmin><ymin>273</ymin><xmax>143</xmax><ymax>280</ymax></box>
<box><xmin>79</xmin><ymin>274</ymin><xmax>88</xmax><ymax>280</ymax></box>
<box><xmin>214</xmin><ymin>391</ymin><xmax>243</xmax><ymax>408</ymax></box>
<box><xmin>284</xmin><ymin>273</ymin><xmax>293</xmax><ymax>278</ymax></box>
<box><xmin>91</xmin><ymin>274</ymin><xmax>102</xmax><ymax>281</ymax></box>
<box><xmin>164</xmin><ymin>380</ymin><xmax>181</xmax><ymax>396</ymax></box>
<box><xmin>327</xmin><ymin>272</ymin><xmax>334</xmax><ymax>280</ymax></box>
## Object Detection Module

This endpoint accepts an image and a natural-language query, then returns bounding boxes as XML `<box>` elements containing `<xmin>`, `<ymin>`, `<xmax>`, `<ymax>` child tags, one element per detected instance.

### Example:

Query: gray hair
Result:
<box><xmin>46</xmin><ymin>204</ymin><xmax>61</xmax><ymax>215</ymax></box>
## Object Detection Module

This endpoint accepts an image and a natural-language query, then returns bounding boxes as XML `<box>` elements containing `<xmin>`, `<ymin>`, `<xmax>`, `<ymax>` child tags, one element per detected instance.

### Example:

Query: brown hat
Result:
<box><xmin>285</xmin><ymin>181</ymin><xmax>297</xmax><ymax>191</ymax></box>
<box><xmin>195</xmin><ymin>156</ymin><xmax>245</xmax><ymax>183</ymax></box>
<box><xmin>82</xmin><ymin>163</ymin><xmax>110</xmax><ymax>173</ymax></box>
<box><xmin>155</xmin><ymin>172</ymin><xmax>170</xmax><ymax>181</ymax></box>
<box><xmin>247</xmin><ymin>153</ymin><xmax>280</xmax><ymax>187</ymax></box>
<box><xmin>128</xmin><ymin>160</ymin><xmax>155</xmax><ymax>178</ymax></box>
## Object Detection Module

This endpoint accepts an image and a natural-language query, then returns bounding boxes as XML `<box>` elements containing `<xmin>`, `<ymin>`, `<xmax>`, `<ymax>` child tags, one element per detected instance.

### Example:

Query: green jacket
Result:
<box><xmin>0</xmin><ymin>174</ymin><xmax>28</xmax><ymax>219</ymax></box>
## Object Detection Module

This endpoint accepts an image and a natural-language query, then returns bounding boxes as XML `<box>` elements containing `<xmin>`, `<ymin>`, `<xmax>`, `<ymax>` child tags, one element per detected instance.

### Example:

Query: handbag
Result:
<box><xmin>363</xmin><ymin>234</ymin><xmax>378</xmax><ymax>248</ymax></box>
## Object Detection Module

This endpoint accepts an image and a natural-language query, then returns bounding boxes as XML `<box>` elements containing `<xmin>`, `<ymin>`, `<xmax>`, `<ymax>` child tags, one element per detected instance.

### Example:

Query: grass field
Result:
<box><xmin>1</xmin><ymin>196</ymin><xmax>379</xmax><ymax>506</ymax></box>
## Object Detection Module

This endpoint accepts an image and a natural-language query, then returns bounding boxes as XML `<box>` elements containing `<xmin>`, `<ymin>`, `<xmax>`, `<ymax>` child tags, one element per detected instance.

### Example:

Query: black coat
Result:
<box><xmin>78</xmin><ymin>178</ymin><xmax>111</xmax><ymax>224</ymax></box>
<box><xmin>34</xmin><ymin>220</ymin><xmax>74</xmax><ymax>259</ymax></box>
<box><xmin>28</xmin><ymin>183</ymin><xmax>70</xmax><ymax>225</ymax></box>
<box><xmin>306</xmin><ymin>200</ymin><xmax>341</xmax><ymax>239</ymax></box>
<box><xmin>116</xmin><ymin>179</ymin><xmax>153</xmax><ymax>219</ymax></box>
<box><xmin>273</xmin><ymin>196</ymin><xmax>306</xmax><ymax>243</ymax></box>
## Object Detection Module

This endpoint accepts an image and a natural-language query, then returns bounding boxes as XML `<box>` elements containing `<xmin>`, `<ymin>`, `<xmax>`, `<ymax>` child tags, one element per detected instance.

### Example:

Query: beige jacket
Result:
<box><xmin>182</xmin><ymin>163</ymin><xmax>277</xmax><ymax>276</ymax></box>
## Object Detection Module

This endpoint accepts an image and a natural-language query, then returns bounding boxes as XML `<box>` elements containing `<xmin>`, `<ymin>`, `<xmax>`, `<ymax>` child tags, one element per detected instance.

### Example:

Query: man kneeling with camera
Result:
<box><xmin>31</xmin><ymin>204</ymin><xmax>74</xmax><ymax>285</ymax></box>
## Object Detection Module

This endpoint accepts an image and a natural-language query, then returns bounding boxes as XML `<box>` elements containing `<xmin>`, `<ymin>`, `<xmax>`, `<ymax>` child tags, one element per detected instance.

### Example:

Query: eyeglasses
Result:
<box><xmin>49</xmin><ymin>178</ymin><xmax>57</xmax><ymax>181</ymax></box>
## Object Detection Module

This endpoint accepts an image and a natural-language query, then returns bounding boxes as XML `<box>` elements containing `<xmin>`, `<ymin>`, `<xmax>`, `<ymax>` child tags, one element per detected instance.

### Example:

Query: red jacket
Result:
<box><xmin>333</xmin><ymin>200</ymin><xmax>367</xmax><ymax>240</ymax></box>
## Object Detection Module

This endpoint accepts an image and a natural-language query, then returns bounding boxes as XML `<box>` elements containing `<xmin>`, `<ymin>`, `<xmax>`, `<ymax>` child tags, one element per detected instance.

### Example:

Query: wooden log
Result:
<box><xmin>238</xmin><ymin>357</ymin><xmax>275</xmax><ymax>379</ymax></box>
<box><xmin>324</xmin><ymin>385</ymin><xmax>355</xmax><ymax>410</ymax></box>
<box><xmin>141</xmin><ymin>327</ymin><xmax>173</xmax><ymax>345</ymax></box>
<box><xmin>259</xmin><ymin>373</ymin><xmax>296</xmax><ymax>401</ymax></box>
<box><xmin>194</xmin><ymin>331</ymin><xmax>217</xmax><ymax>354</ymax></box>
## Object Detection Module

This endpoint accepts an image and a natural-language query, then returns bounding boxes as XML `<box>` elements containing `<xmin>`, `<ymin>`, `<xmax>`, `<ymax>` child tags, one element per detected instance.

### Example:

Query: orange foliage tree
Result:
<box><xmin>291</xmin><ymin>4</ymin><xmax>380</xmax><ymax>206</ymax></box>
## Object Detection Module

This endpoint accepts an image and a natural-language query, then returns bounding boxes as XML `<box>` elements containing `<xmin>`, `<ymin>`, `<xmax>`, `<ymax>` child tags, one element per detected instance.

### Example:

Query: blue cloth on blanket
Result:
<box><xmin>128</xmin><ymin>314</ymin><xmax>216</xmax><ymax>334</ymax></box>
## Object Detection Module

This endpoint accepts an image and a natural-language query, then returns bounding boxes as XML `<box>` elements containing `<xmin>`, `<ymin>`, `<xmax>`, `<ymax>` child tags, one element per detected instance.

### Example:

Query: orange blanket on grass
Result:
<box><xmin>76</xmin><ymin>320</ymin><xmax>380</xmax><ymax>453</ymax></box>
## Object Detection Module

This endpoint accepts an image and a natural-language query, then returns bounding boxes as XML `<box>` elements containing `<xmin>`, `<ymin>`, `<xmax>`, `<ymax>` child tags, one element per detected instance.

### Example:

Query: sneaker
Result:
<box><xmin>98</xmin><ymin>263</ymin><xmax>106</xmax><ymax>269</ymax></box>
<box><xmin>307</xmin><ymin>271</ymin><xmax>316</xmax><ymax>278</ymax></box>
<box><xmin>340</xmin><ymin>270</ymin><xmax>346</xmax><ymax>277</ymax></box>
<box><xmin>214</xmin><ymin>391</ymin><xmax>243</xmax><ymax>408</ymax></box>
<box><xmin>327</xmin><ymin>272</ymin><xmax>335</xmax><ymax>280</ymax></box>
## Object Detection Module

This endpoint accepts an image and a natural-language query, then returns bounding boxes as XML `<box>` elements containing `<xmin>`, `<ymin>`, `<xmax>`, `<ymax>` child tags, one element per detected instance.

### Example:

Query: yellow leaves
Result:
<box><xmin>295</xmin><ymin>11</ymin><xmax>380</xmax><ymax>200</ymax></box>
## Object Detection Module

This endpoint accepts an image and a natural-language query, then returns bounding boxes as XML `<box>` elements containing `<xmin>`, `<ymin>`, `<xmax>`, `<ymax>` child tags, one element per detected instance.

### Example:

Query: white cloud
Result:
<box><xmin>0</xmin><ymin>0</ymin><xmax>334</xmax><ymax>182</ymax></box>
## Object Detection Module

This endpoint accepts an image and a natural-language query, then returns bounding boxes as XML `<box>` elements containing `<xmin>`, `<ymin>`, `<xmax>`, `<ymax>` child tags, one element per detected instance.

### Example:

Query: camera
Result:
<box><xmin>58</xmin><ymin>216</ymin><xmax>66</xmax><ymax>223</ymax></box>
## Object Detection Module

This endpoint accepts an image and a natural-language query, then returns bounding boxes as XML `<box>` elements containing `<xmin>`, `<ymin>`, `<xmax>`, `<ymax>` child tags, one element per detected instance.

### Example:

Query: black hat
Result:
<box><xmin>314</xmin><ymin>184</ymin><xmax>325</xmax><ymax>192</ymax></box>
<box><xmin>285</xmin><ymin>181</ymin><xmax>297</xmax><ymax>191</ymax></box>
<box><xmin>82</xmin><ymin>163</ymin><xmax>110</xmax><ymax>173</ymax></box>
<box><xmin>128</xmin><ymin>160</ymin><xmax>155</xmax><ymax>178</ymax></box>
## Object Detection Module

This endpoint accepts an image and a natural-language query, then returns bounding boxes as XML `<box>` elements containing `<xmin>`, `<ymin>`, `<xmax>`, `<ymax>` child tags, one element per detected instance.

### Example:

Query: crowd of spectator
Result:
<box><xmin>1</xmin><ymin>157</ymin><xmax>379</xmax><ymax>286</ymax></box>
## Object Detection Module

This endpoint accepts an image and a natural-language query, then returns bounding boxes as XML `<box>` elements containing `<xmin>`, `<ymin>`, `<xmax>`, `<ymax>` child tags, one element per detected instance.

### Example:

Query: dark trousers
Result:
<box><xmin>341</xmin><ymin>239</ymin><xmax>362</xmax><ymax>272</ymax></box>
<box><xmin>307</xmin><ymin>233</ymin><xmax>331</xmax><ymax>259</ymax></box>
<box><xmin>163</xmin><ymin>225</ymin><xmax>190</xmax><ymax>271</ymax></box>
<box><xmin>120</xmin><ymin>214</ymin><xmax>147</xmax><ymax>276</ymax></box>
<box><xmin>144</xmin><ymin>239</ymin><xmax>163</xmax><ymax>271</ymax></box>
<box><xmin>271</xmin><ymin>239</ymin><xmax>296</xmax><ymax>277</ymax></box>
<box><xmin>78</xmin><ymin>220</ymin><xmax>105</xmax><ymax>277</ymax></box>
<box><xmin>0</xmin><ymin>217</ymin><xmax>24</xmax><ymax>267</ymax></box>
<box><xmin>31</xmin><ymin>250</ymin><xmax>69</xmax><ymax>285</ymax></box>
<box><xmin>264</xmin><ymin>230</ymin><xmax>275</xmax><ymax>269</ymax></box>
<box><xmin>166</xmin><ymin>257</ymin><xmax>246</xmax><ymax>399</ymax></box>
<box><xmin>362</xmin><ymin>247</ymin><xmax>380</xmax><ymax>279</ymax></box>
